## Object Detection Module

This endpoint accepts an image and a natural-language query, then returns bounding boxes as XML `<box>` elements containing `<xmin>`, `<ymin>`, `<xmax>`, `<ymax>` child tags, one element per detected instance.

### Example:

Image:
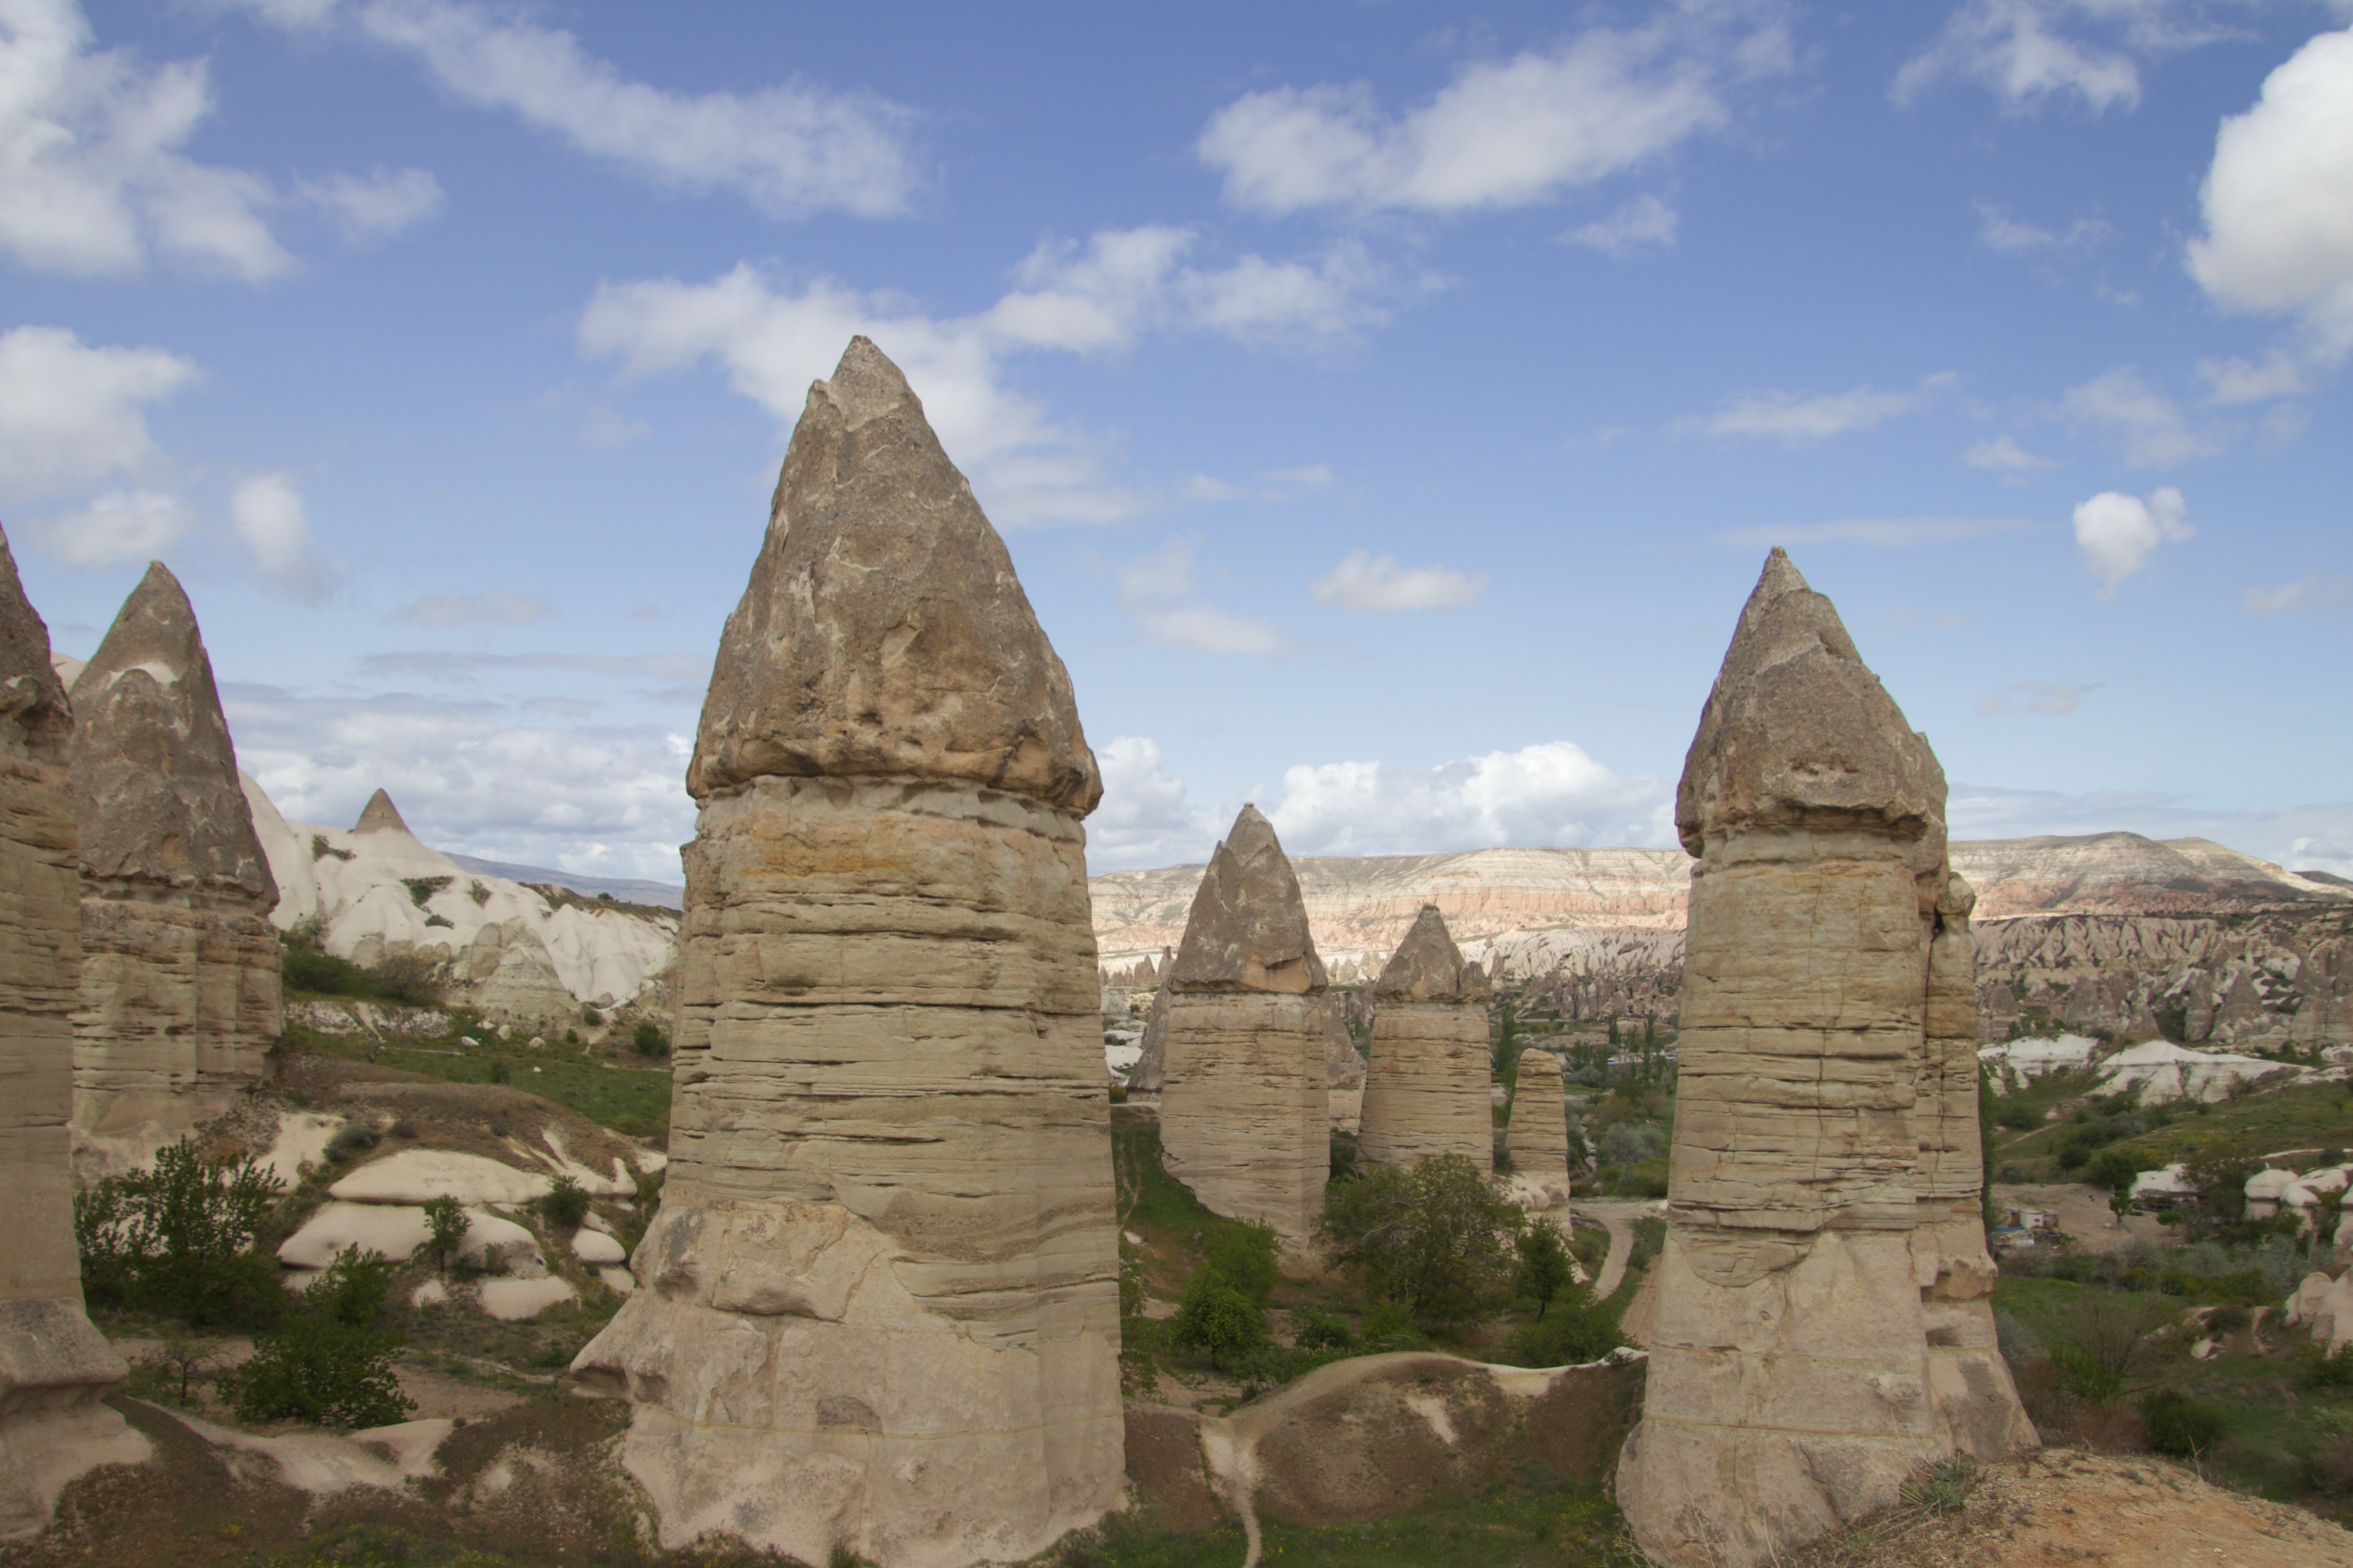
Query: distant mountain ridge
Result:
<box><xmin>446</xmin><ymin>854</ymin><xmax>684</xmax><ymax>911</ymax></box>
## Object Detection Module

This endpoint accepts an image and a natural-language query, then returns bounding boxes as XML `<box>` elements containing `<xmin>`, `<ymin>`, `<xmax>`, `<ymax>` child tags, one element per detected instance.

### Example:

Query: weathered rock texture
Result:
<box><xmin>66</xmin><ymin>563</ymin><xmax>281</xmax><ymax>1182</ymax></box>
<box><xmin>570</xmin><ymin>338</ymin><xmax>1121</xmax><ymax>1568</ymax></box>
<box><xmin>0</xmin><ymin>528</ymin><xmax>147</xmax><ymax>1536</ymax></box>
<box><xmin>1357</xmin><ymin>905</ymin><xmax>1492</xmax><ymax>1172</ymax></box>
<box><xmin>1157</xmin><ymin>805</ymin><xmax>1331</xmax><ymax>1247</ymax></box>
<box><xmin>1617</xmin><ymin>549</ymin><xmax>2031</xmax><ymax>1567</ymax></box>
<box><xmin>1505</xmin><ymin>1049</ymin><xmax>1572</xmax><ymax>1206</ymax></box>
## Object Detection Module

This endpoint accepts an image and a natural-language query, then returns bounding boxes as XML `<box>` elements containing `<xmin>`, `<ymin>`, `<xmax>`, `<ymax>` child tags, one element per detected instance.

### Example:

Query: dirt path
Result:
<box><xmin>1577</xmin><ymin>1200</ymin><xmax>1654</xmax><ymax>1300</ymax></box>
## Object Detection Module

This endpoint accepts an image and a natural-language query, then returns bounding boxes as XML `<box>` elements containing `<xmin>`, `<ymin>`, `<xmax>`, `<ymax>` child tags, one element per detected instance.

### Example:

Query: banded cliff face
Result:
<box><xmin>570</xmin><ymin>339</ymin><xmax>1120</xmax><ymax>1568</ymax></box>
<box><xmin>66</xmin><ymin>563</ymin><xmax>281</xmax><ymax>1183</ymax></box>
<box><xmin>0</xmin><ymin>526</ymin><xmax>147</xmax><ymax>1538</ymax></box>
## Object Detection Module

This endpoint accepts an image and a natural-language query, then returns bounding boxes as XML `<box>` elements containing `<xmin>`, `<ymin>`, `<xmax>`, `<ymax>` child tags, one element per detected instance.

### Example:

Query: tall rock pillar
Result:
<box><xmin>1158</xmin><ymin>805</ymin><xmax>1329</xmax><ymax>1248</ymax></box>
<box><xmin>1358</xmin><ymin>905</ymin><xmax>1492</xmax><ymax>1172</ymax></box>
<box><xmin>66</xmin><ymin>564</ymin><xmax>281</xmax><ymax>1182</ymax></box>
<box><xmin>1915</xmin><ymin>873</ymin><xmax>2038</xmax><ymax>1458</ymax></box>
<box><xmin>0</xmin><ymin>527</ymin><xmax>148</xmax><ymax>1536</ymax></box>
<box><xmin>1619</xmin><ymin>549</ymin><xmax>1951</xmax><ymax>1566</ymax></box>
<box><xmin>571</xmin><ymin>338</ymin><xmax>1121</xmax><ymax>1568</ymax></box>
<box><xmin>1505</xmin><ymin>1047</ymin><xmax>1573</xmax><ymax>1207</ymax></box>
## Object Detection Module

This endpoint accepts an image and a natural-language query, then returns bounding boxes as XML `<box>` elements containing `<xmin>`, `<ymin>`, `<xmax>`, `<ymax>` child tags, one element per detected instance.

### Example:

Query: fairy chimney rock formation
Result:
<box><xmin>1158</xmin><ymin>805</ymin><xmax>1331</xmax><ymax>1247</ymax></box>
<box><xmin>1618</xmin><ymin>549</ymin><xmax>2029</xmax><ymax>1567</ymax></box>
<box><xmin>1505</xmin><ymin>1048</ymin><xmax>1573</xmax><ymax>1206</ymax></box>
<box><xmin>1357</xmin><ymin>905</ymin><xmax>1492</xmax><ymax>1172</ymax></box>
<box><xmin>569</xmin><ymin>337</ymin><xmax>1121</xmax><ymax>1568</ymax></box>
<box><xmin>353</xmin><ymin>788</ymin><xmax>412</xmax><ymax>835</ymax></box>
<box><xmin>66</xmin><ymin>562</ymin><xmax>281</xmax><ymax>1182</ymax></box>
<box><xmin>0</xmin><ymin>527</ymin><xmax>148</xmax><ymax>1536</ymax></box>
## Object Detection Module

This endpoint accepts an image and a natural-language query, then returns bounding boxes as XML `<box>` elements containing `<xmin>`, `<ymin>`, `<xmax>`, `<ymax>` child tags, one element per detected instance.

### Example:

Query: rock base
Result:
<box><xmin>1159</xmin><ymin>992</ymin><xmax>1327</xmax><ymax>1246</ymax></box>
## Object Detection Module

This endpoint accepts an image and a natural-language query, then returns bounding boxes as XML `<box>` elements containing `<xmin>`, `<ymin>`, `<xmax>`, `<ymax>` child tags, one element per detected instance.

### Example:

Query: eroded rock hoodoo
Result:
<box><xmin>1505</xmin><ymin>1047</ymin><xmax>1573</xmax><ymax>1209</ymax></box>
<box><xmin>1157</xmin><ymin>805</ymin><xmax>1331</xmax><ymax>1247</ymax></box>
<box><xmin>1617</xmin><ymin>549</ymin><xmax>2032</xmax><ymax>1566</ymax></box>
<box><xmin>1357</xmin><ymin>904</ymin><xmax>1492</xmax><ymax>1172</ymax></box>
<box><xmin>569</xmin><ymin>338</ymin><xmax>1121</xmax><ymax>1568</ymax></box>
<box><xmin>66</xmin><ymin>563</ymin><xmax>281</xmax><ymax>1182</ymax></box>
<box><xmin>0</xmin><ymin>527</ymin><xmax>148</xmax><ymax>1536</ymax></box>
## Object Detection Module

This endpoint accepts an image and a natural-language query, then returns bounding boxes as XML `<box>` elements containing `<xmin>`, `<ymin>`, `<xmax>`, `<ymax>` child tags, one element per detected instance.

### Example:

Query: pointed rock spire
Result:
<box><xmin>688</xmin><ymin>335</ymin><xmax>1099</xmax><ymax>812</ymax></box>
<box><xmin>1372</xmin><ymin>905</ymin><xmax>1488</xmax><ymax>1003</ymax></box>
<box><xmin>0</xmin><ymin>524</ymin><xmax>69</xmax><ymax>738</ymax></box>
<box><xmin>353</xmin><ymin>788</ymin><xmax>412</xmax><ymax>835</ymax></box>
<box><xmin>1167</xmin><ymin>805</ymin><xmax>1325</xmax><ymax>993</ymax></box>
<box><xmin>1676</xmin><ymin>548</ymin><xmax>1944</xmax><ymax>858</ymax></box>
<box><xmin>67</xmin><ymin>563</ymin><xmax>273</xmax><ymax>901</ymax></box>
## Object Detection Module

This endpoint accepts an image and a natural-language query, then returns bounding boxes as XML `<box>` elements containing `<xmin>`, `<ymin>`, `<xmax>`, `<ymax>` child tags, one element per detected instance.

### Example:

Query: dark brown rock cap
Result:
<box><xmin>1677</xmin><ymin>548</ymin><xmax>1945</xmax><ymax>858</ymax></box>
<box><xmin>687</xmin><ymin>336</ymin><xmax>1100</xmax><ymax>814</ymax></box>
<box><xmin>354</xmin><ymin>788</ymin><xmax>412</xmax><ymax>835</ymax></box>
<box><xmin>1168</xmin><ymin>805</ymin><xmax>1327</xmax><ymax>995</ymax></box>
<box><xmin>68</xmin><ymin>562</ymin><xmax>275</xmax><ymax>902</ymax></box>
<box><xmin>1372</xmin><ymin>903</ymin><xmax>1490</xmax><ymax>1003</ymax></box>
<box><xmin>0</xmin><ymin>522</ymin><xmax>69</xmax><ymax>739</ymax></box>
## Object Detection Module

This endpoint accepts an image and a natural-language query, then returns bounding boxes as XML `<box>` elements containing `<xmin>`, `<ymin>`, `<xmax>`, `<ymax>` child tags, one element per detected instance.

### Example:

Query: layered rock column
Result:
<box><xmin>1357</xmin><ymin>905</ymin><xmax>1492</xmax><ymax>1172</ymax></box>
<box><xmin>0</xmin><ymin>527</ymin><xmax>147</xmax><ymax>1536</ymax></box>
<box><xmin>1914</xmin><ymin>873</ymin><xmax>2038</xmax><ymax>1459</ymax></box>
<box><xmin>1158</xmin><ymin>806</ymin><xmax>1331</xmax><ymax>1247</ymax></box>
<box><xmin>570</xmin><ymin>339</ymin><xmax>1121</xmax><ymax>1568</ymax></box>
<box><xmin>1619</xmin><ymin>550</ymin><xmax>1962</xmax><ymax>1566</ymax></box>
<box><xmin>66</xmin><ymin>564</ymin><xmax>281</xmax><ymax>1182</ymax></box>
<box><xmin>1505</xmin><ymin>1048</ymin><xmax>1573</xmax><ymax>1206</ymax></box>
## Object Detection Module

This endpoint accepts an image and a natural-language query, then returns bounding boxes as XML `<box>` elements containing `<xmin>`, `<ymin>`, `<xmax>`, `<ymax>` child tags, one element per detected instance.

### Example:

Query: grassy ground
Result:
<box><xmin>1082</xmin><ymin>1480</ymin><xmax>1638</xmax><ymax>1568</ymax></box>
<box><xmin>1989</xmin><ymin>1075</ymin><xmax>2353</xmax><ymax>1185</ymax></box>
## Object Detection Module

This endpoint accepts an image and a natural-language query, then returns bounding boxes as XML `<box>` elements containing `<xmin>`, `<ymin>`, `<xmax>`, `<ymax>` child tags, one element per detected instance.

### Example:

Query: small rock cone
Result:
<box><xmin>1358</xmin><ymin>905</ymin><xmax>1492</xmax><ymax>1172</ymax></box>
<box><xmin>352</xmin><ymin>788</ymin><xmax>412</xmax><ymax>835</ymax></box>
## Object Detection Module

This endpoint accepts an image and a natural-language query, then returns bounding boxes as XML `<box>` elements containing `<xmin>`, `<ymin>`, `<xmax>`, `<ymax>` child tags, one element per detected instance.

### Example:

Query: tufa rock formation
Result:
<box><xmin>1617</xmin><ymin>549</ymin><xmax>2031</xmax><ymax>1567</ymax></box>
<box><xmin>66</xmin><ymin>563</ymin><xmax>281</xmax><ymax>1182</ymax></box>
<box><xmin>1157</xmin><ymin>805</ymin><xmax>1332</xmax><ymax>1247</ymax></box>
<box><xmin>570</xmin><ymin>338</ymin><xmax>1122</xmax><ymax>1568</ymax></box>
<box><xmin>352</xmin><ymin>787</ymin><xmax>410</xmax><ymax>835</ymax></box>
<box><xmin>1357</xmin><ymin>905</ymin><xmax>1492</xmax><ymax>1172</ymax></box>
<box><xmin>1505</xmin><ymin>1048</ymin><xmax>1573</xmax><ymax>1209</ymax></box>
<box><xmin>0</xmin><ymin>526</ymin><xmax>148</xmax><ymax>1536</ymax></box>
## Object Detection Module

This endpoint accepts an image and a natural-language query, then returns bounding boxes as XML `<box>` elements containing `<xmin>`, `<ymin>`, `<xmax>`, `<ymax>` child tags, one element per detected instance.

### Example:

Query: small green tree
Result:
<box><xmin>539</xmin><ymin>1175</ymin><xmax>590</xmax><ymax>1231</ymax></box>
<box><xmin>1314</xmin><ymin>1153</ymin><xmax>1527</xmax><ymax>1327</ymax></box>
<box><xmin>1166</xmin><ymin>1267</ymin><xmax>1264</xmax><ymax>1370</ymax></box>
<box><xmin>220</xmin><ymin>1248</ymin><xmax>413</xmax><ymax>1431</ymax></box>
<box><xmin>421</xmin><ymin>1195</ymin><xmax>468</xmax><ymax>1276</ymax></box>
<box><xmin>1202</xmin><ymin>1219</ymin><xmax>1280</xmax><ymax>1309</ymax></box>
<box><xmin>74</xmin><ymin>1139</ymin><xmax>286</xmax><ymax>1327</ymax></box>
<box><xmin>632</xmin><ymin>1021</ymin><xmax>669</xmax><ymax>1058</ymax></box>
<box><xmin>1514</xmin><ymin>1217</ymin><xmax>1574</xmax><ymax>1320</ymax></box>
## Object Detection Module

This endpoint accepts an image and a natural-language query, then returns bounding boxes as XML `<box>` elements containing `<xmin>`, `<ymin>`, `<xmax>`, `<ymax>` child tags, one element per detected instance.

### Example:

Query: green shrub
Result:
<box><xmin>1167</xmin><ymin>1267</ymin><xmax>1264</xmax><ymax>1369</ymax></box>
<box><xmin>2140</xmin><ymin>1389</ymin><xmax>2225</xmax><ymax>1458</ymax></box>
<box><xmin>282</xmin><ymin>945</ymin><xmax>374</xmax><ymax>997</ymax></box>
<box><xmin>1203</xmin><ymin>1219</ymin><xmax>1279</xmax><ymax>1309</ymax></box>
<box><xmin>1314</xmin><ymin>1152</ymin><xmax>1527</xmax><ymax>1327</ymax></box>
<box><xmin>74</xmin><ymin>1138</ymin><xmax>286</xmax><ymax>1328</ymax></box>
<box><xmin>1358</xmin><ymin>1298</ymin><xmax>1427</xmax><ymax>1350</ymax></box>
<box><xmin>1492</xmin><ymin>1285</ymin><xmax>1626</xmax><ymax>1369</ymax></box>
<box><xmin>220</xmin><ymin>1248</ymin><xmax>412</xmax><ymax>1431</ymax></box>
<box><xmin>538</xmin><ymin>1175</ymin><xmax>590</xmax><ymax>1231</ymax></box>
<box><xmin>631</xmin><ymin>1021</ymin><xmax>669</xmax><ymax>1058</ymax></box>
<box><xmin>1291</xmin><ymin>1307</ymin><xmax>1354</xmax><ymax>1350</ymax></box>
<box><xmin>1514</xmin><ymin>1217</ymin><xmax>1574</xmax><ymax>1319</ymax></box>
<box><xmin>325</xmin><ymin>1125</ymin><xmax>378</xmax><ymax>1163</ymax></box>
<box><xmin>421</xmin><ymin>1195</ymin><xmax>468</xmax><ymax>1275</ymax></box>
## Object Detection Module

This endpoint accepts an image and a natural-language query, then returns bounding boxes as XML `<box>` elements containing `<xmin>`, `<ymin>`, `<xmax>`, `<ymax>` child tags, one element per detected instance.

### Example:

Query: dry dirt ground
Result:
<box><xmin>1991</xmin><ymin>1182</ymin><xmax>2171</xmax><ymax>1255</ymax></box>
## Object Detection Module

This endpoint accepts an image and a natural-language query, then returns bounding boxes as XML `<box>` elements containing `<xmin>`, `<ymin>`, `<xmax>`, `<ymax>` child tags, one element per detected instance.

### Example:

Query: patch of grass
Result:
<box><xmin>287</xmin><ymin>1026</ymin><xmax>672</xmax><ymax>1140</ymax></box>
<box><xmin>1085</xmin><ymin>1477</ymin><xmax>1639</xmax><ymax>1567</ymax></box>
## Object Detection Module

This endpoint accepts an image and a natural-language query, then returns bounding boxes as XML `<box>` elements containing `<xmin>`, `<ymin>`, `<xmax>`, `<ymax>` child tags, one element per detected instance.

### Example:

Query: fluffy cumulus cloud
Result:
<box><xmin>1115</xmin><ymin>535</ymin><xmax>1292</xmax><ymax>656</ymax></box>
<box><xmin>2072</xmin><ymin>485</ymin><xmax>2190</xmax><ymax>594</ymax></box>
<box><xmin>1563</xmin><ymin>194</ymin><xmax>1679</xmax><ymax>256</ymax></box>
<box><xmin>2187</xmin><ymin>29</ymin><xmax>2353</xmax><ymax>360</ymax></box>
<box><xmin>228</xmin><ymin>0</ymin><xmax>924</xmax><ymax>218</ymax></box>
<box><xmin>1892</xmin><ymin>0</ymin><xmax>2234</xmax><ymax>114</ymax></box>
<box><xmin>0</xmin><ymin>326</ymin><xmax>199</xmax><ymax>503</ymax></box>
<box><xmin>1264</xmin><ymin>742</ymin><xmax>1672</xmax><ymax>857</ymax></box>
<box><xmin>1197</xmin><ymin>12</ymin><xmax>1784</xmax><ymax>215</ymax></box>
<box><xmin>296</xmin><ymin>166</ymin><xmax>444</xmax><ymax>245</ymax></box>
<box><xmin>1309</xmin><ymin>550</ymin><xmax>1485</xmax><ymax>612</ymax></box>
<box><xmin>1947</xmin><ymin>782</ymin><xmax>2353</xmax><ymax>883</ymax></box>
<box><xmin>23</xmin><ymin>489</ymin><xmax>194</xmax><ymax>566</ymax></box>
<box><xmin>230</xmin><ymin>472</ymin><xmax>335</xmax><ymax>600</ymax></box>
<box><xmin>2058</xmin><ymin>366</ymin><xmax>2216</xmax><ymax>466</ymax></box>
<box><xmin>2197</xmin><ymin>349</ymin><xmax>2308</xmax><ymax>405</ymax></box>
<box><xmin>578</xmin><ymin>231</ymin><xmax>1384</xmax><ymax>525</ymax></box>
<box><xmin>1688</xmin><ymin>372</ymin><xmax>1954</xmax><ymax>446</ymax></box>
<box><xmin>1090</xmin><ymin>736</ymin><xmax>1221</xmax><ymax>869</ymax></box>
<box><xmin>2241</xmin><ymin>572</ymin><xmax>2350</xmax><ymax>616</ymax></box>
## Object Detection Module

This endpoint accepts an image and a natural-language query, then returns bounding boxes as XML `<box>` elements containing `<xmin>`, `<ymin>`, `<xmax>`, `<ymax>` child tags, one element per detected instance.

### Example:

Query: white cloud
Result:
<box><xmin>1088</xmin><ymin>736</ymin><xmax>1221</xmax><ymax>870</ymax></box>
<box><xmin>1715</xmin><ymin>516</ymin><xmax>2034</xmax><ymax>549</ymax></box>
<box><xmin>0</xmin><ymin>0</ymin><xmax>292</xmax><ymax>277</ymax></box>
<box><xmin>1893</xmin><ymin>1</ymin><xmax>2144</xmax><ymax>112</ymax></box>
<box><xmin>1115</xmin><ymin>536</ymin><xmax>1292</xmax><ymax>655</ymax></box>
<box><xmin>2072</xmin><ymin>485</ymin><xmax>2191</xmax><ymax>594</ymax></box>
<box><xmin>1197</xmin><ymin>14</ymin><xmax>1778</xmax><ymax>215</ymax></box>
<box><xmin>1183</xmin><ymin>465</ymin><xmax>1334</xmax><ymax>505</ymax></box>
<box><xmin>1264</xmin><ymin>741</ymin><xmax>1672</xmax><ymax>857</ymax></box>
<box><xmin>2058</xmin><ymin>366</ymin><xmax>2217</xmax><ymax>465</ymax></box>
<box><xmin>2188</xmin><ymin>30</ymin><xmax>2353</xmax><ymax>360</ymax></box>
<box><xmin>1977</xmin><ymin>679</ymin><xmax>2097</xmax><ymax>716</ymax></box>
<box><xmin>334</xmin><ymin>0</ymin><xmax>921</xmax><ymax>219</ymax></box>
<box><xmin>231</xmin><ymin>472</ymin><xmax>332</xmax><ymax>599</ymax></box>
<box><xmin>398</xmin><ymin>590</ymin><xmax>545</xmax><ymax>625</ymax></box>
<box><xmin>1973</xmin><ymin>199</ymin><xmax>2108</xmax><ymax>254</ymax></box>
<box><xmin>2198</xmin><ymin>348</ymin><xmax>2308</xmax><ymax>404</ymax></box>
<box><xmin>2241</xmin><ymin>572</ymin><xmax>2350</xmax><ymax>616</ymax></box>
<box><xmin>362</xmin><ymin>649</ymin><xmax>706</xmax><ymax>683</ymax></box>
<box><xmin>1309</xmin><ymin>549</ymin><xmax>1485</xmax><ymax>612</ymax></box>
<box><xmin>1947</xmin><ymin>781</ymin><xmax>2353</xmax><ymax>883</ymax></box>
<box><xmin>1690</xmin><ymin>372</ymin><xmax>1954</xmax><ymax>446</ymax></box>
<box><xmin>0</xmin><ymin>326</ymin><xmax>199</xmax><ymax>503</ymax></box>
<box><xmin>1564</xmin><ymin>194</ymin><xmax>1678</xmax><ymax>256</ymax></box>
<box><xmin>1964</xmin><ymin>434</ymin><xmax>2058</xmax><ymax>475</ymax></box>
<box><xmin>297</xmin><ymin>166</ymin><xmax>442</xmax><ymax>245</ymax></box>
<box><xmin>21</xmin><ymin>488</ymin><xmax>194</xmax><ymax>565</ymax></box>
<box><xmin>578</xmin><ymin>233</ymin><xmax>1382</xmax><ymax>526</ymax></box>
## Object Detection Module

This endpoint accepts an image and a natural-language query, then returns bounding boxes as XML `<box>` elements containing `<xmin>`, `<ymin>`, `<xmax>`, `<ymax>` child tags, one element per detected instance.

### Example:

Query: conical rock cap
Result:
<box><xmin>68</xmin><ymin>562</ymin><xmax>275</xmax><ymax>901</ymax></box>
<box><xmin>1168</xmin><ymin>805</ymin><xmax>1326</xmax><ymax>994</ymax></box>
<box><xmin>354</xmin><ymin>788</ymin><xmax>412</xmax><ymax>835</ymax></box>
<box><xmin>688</xmin><ymin>336</ymin><xmax>1099</xmax><ymax>812</ymax></box>
<box><xmin>0</xmin><ymin>522</ymin><xmax>69</xmax><ymax>738</ymax></box>
<box><xmin>1677</xmin><ymin>548</ymin><xmax>1944</xmax><ymax>858</ymax></box>
<box><xmin>1373</xmin><ymin>903</ymin><xmax>1488</xmax><ymax>1003</ymax></box>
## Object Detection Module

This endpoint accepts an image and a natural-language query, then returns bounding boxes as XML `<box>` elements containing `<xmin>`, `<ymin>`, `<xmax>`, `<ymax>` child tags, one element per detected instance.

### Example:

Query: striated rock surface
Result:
<box><xmin>1618</xmin><ymin>549</ymin><xmax>2029</xmax><ymax>1567</ymax></box>
<box><xmin>0</xmin><ymin>527</ymin><xmax>148</xmax><ymax>1536</ymax></box>
<box><xmin>1505</xmin><ymin>1049</ymin><xmax>1572</xmax><ymax>1207</ymax></box>
<box><xmin>1357</xmin><ymin>905</ymin><xmax>1492</xmax><ymax>1172</ymax></box>
<box><xmin>570</xmin><ymin>338</ymin><xmax>1120</xmax><ymax>1568</ymax></box>
<box><xmin>66</xmin><ymin>563</ymin><xmax>281</xmax><ymax>1182</ymax></box>
<box><xmin>1158</xmin><ymin>805</ymin><xmax>1331</xmax><ymax>1247</ymax></box>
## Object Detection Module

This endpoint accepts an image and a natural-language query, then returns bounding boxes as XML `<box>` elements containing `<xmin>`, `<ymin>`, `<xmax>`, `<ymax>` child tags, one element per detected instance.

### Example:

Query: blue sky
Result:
<box><xmin>6</xmin><ymin>0</ymin><xmax>2349</xmax><ymax>882</ymax></box>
